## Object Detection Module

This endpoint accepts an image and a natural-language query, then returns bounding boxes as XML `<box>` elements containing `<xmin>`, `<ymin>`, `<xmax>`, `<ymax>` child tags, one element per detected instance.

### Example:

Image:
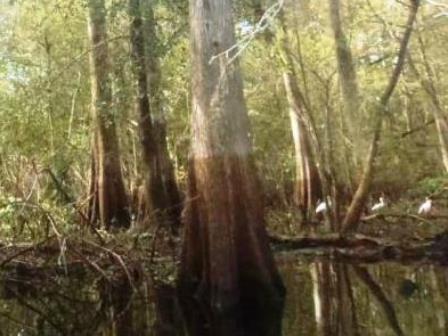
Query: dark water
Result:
<box><xmin>279</xmin><ymin>254</ymin><xmax>448</xmax><ymax>336</ymax></box>
<box><xmin>1</xmin><ymin>254</ymin><xmax>447</xmax><ymax>336</ymax></box>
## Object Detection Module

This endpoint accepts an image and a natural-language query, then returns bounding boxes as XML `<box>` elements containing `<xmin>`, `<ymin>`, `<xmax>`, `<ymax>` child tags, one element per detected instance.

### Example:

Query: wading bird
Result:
<box><xmin>316</xmin><ymin>198</ymin><xmax>331</xmax><ymax>214</ymax></box>
<box><xmin>418</xmin><ymin>197</ymin><xmax>432</xmax><ymax>215</ymax></box>
<box><xmin>371</xmin><ymin>197</ymin><xmax>386</xmax><ymax>212</ymax></box>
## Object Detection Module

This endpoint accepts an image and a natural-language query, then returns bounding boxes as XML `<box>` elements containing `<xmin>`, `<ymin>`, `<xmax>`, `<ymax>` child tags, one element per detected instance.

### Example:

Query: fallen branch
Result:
<box><xmin>400</xmin><ymin>119</ymin><xmax>435</xmax><ymax>138</ymax></box>
<box><xmin>360</xmin><ymin>212</ymin><xmax>448</xmax><ymax>226</ymax></box>
<box><xmin>82</xmin><ymin>239</ymin><xmax>137</xmax><ymax>292</ymax></box>
<box><xmin>270</xmin><ymin>231</ymin><xmax>448</xmax><ymax>264</ymax></box>
<box><xmin>270</xmin><ymin>232</ymin><xmax>386</xmax><ymax>249</ymax></box>
<box><xmin>0</xmin><ymin>235</ymin><xmax>56</xmax><ymax>268</ymax></box>
<box><xmin>67</xmin><ymin>245</ymin><xmax>111</xmax><ymax>283</ymax></box>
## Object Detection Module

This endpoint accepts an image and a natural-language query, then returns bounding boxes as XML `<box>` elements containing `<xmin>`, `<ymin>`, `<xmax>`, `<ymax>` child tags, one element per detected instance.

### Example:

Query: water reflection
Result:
<box><xmin>1</xmin><ymin>257</ymin><xmax>448</xmax><ymax>335</ymax></box>
<box><xmin>98</xmin><ymin>278</ymin><xmax>183</xmax><ymax>336</ymax></box>
<box><xmin>280</xmin><ymin>255</ymin><xmax>448</xmax><ymax>336</ymax></box>
<box><xmin>97</xmin><ymin>275</ymin><xmax>134</xmax><ymax>335</ymax></box>
<box><xmin>311</xmin><ymin>262</ymin><xmax>360</xmax><ymax>336</ymax></box>
<box><xmin>178</xmin><ymin>283</ymin><xmax>284</xmax><ymax>336</ymax></box>
<box><xmin>431</xmin><ymin>267</ymin><xmax>448</xmax><ymax>335</ymax></box>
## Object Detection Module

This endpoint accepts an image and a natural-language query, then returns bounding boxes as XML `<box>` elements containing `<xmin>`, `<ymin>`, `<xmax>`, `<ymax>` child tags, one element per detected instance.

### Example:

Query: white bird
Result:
<box><xmin>316</xmin><ymin>198</ymin><xmax>331</xmax><ymax>214</ymax></box>
<box><xmin>418</xmin><ymin>197</ymin><xmax>432</xmax><ymax>215</ymax></box>
<box><xmin>371</xmin><ymin>197</ymin><xmax>386</xmax><ymax>212</ymax></box>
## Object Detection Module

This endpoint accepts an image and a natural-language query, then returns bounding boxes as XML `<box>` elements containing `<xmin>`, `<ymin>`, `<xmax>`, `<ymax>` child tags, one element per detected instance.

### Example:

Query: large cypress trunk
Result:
<box><xmin>178</xmin><ymin>0</ymin><xmax>285</xmax><ymax>334</ymax></box>
<box><xmin>86</xmin><ymin>0</ymin><xmax>130</xmax><ymax>230</ymax></box>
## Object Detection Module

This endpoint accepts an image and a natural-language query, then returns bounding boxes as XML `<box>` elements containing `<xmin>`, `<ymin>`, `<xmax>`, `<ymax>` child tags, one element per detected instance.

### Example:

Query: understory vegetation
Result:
<box><xmin>1</xmin><ymin>0</ymin><xmax>447</xmax><ymax>243</ymax></box>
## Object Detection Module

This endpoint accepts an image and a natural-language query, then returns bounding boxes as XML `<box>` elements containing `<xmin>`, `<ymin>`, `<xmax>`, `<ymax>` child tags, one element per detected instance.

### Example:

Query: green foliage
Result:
<box><xmin>415</xmin><ymin>175</ymin><xmax>448</xmax><ymax>195</ymax></box>
<box><xmin>0</xmin><ymin>193</ymin><xmax>76</xmax><ymax>242</ymax></box>
<box><xmin>0</xmin><ymin>0</ymin><xmax>448</xmax><ymax>240</ymax></box>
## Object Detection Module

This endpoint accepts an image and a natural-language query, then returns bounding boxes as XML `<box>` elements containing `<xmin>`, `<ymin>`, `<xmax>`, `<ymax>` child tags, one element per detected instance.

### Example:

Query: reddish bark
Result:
<box><xmin>283</xmin><ymin>72</ymin><xmax>322</xmax><ymax>222</ymax></box>
<box><xmin>86</xmin><ymin>0</ymin><xmax>130</xmax><ymax>230</ymax></box>
<box><xmin>129</xmin><ymin>0</ymin><xmax>182</xmax><ymax>230</ymax></box>
<box><xmin>178</xmin><ymin>0</ymin><xmax>284</xmax><ymax>333</ymax></box>
<box><xmin>180</xmin><ymin>156</ymin><xmax>285</xmax><ymax>335</ymax></box>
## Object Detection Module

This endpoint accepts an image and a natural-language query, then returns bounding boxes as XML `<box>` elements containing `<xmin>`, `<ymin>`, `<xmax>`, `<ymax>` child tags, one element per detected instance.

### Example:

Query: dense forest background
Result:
<box><xmin>0</xmin><ymin>0</ymin><xmax>447</xmax><ymax>240</ymax></box>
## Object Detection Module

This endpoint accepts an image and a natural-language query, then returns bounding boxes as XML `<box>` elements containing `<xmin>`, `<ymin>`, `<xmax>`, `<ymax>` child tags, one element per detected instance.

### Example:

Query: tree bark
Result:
<box><xmin>277</xmin><ymin>18</ymin><xmax>331</xmax><ymax>228</ymax></box>
<box><xmin>433</xmin><ymin>107</ymin><xmax>448</xmax><ymax>173</ymax></box>
<box><xmin>342</xmin><ymin>0</ymin><xmax>420</xmax><ymax>233</ymax></box>
<box><xmin>142</xmin><ymin>1</ymin><xmax>183</xmax><ymax>227</ymax></box>
<box><xmin>328</xmin><ymin>0</ymin><xmax>362</xmax><ymax>183</ymax></box>
<box><xmin>86</xmin><ymin>0</ymin><xmax>130</xmax><ymax>230</ymax></box>
<box><xmin>277</xmin><ymin>6</ymin><xmax>345</xmax><ymax>229</ymax></box>
<box><xmin>178</xmin><ymin>0</ymin><xmax>285</xmax><ymax>334</ymax></box>
<box><xmin>128</xmin><ymin>0</ymin><xmax>181</xmax><ymax>231</ymax></box>
<box><xmin>283</xmin><ymin>71</ymin><xmax>322</xmax><ymax>223</ymax></box>
<box><xmin>408</xmin><ymin>36</ymin><xmax>448</xmax><ymax>173</ymax></box>
<box><xmin>328</xmin><ymin>0</ymin><xmax>361</xmax><ymax>129</ymax></box>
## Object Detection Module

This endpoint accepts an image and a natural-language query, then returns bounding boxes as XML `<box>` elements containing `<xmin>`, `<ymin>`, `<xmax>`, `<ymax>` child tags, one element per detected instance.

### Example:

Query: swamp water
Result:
<box><xmin>0</xmin><ymin>254</ymin><xmax>447</xmax><ymax>336</ymax></box>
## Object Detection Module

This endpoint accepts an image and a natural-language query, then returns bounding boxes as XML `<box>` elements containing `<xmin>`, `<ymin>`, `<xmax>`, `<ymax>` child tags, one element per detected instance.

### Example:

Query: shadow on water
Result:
<box><xmin>178</xmin><ymin>280</ymin><xmax>284</xmax><ymax>336</ymax></box>
<box><xmin>1</xmin><ymin>256</ymin><xmax>448</xmax><ymax>335</ymax></box>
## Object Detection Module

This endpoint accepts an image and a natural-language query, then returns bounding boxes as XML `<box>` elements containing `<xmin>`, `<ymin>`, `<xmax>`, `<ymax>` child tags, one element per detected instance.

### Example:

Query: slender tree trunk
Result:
<box><xmin>87</xmin><ymin>0</ymin><xmax>130</xmax><ymax>230</ymax></box>
<box><xmin>277</xmin><ymin>16</ymin><xmax>333</xmax><ymax>228</ymax></box>
<box><xmin>178</xmin><ymin>0</ymin><xmax>285</xmax><ymax>334</ymax></box>
<box><xmin>328</xmin><ymin>0</ymin><xmax>360</xmax><ymax>127</ymax></box>
<box><xmin>142</xmin><ymin>1</ymin><xmax>183</xmax><ymax>227</ymax></box>
<box><xmin>323</xmin><ymin>81</ymin><xmax>343</xmax><ymax>228</ymax></box>
<box><xmin>129</xmin><ymin>0</ymin><xmax>180</xmax><ymax>231</ymax></box>
<box><xmin>408</xmin><ymin>37</ymin><xmax>448</xmax><ymax>173</ymax></box>
<box><xmin>328</xmin><ymin>0</ymin><xmax>362</xmax><ymax>192</ymax></box>
<box><xmin>402</xmin><ymin>89</ymin><xmax>413</xmax><ymax>132</ymax></box>
<box><xmin>279</xmin><ymin>6</ymin><xmax>345</xmax><ymax>229</ymax></box>
<box><xmin>283</xmin><ymin>72</ymin><xmax>322</xmax><ymax>223</ymax></box>
<box><xmin>328</xmin><ymin>0</ymin><xmax>363</xmax><ymax>191</ymax></box>
<box><xmin>342</xmin><ymin>0</ymin><xmax>419</xmax><ymax>233</ymax></box>
<box><xmin>87</xmin><ymin>135</ymin><xmax>99</xmax><ymax>225</ymax></box>
<box><xmin>433</xmin><ymin>109</ymin><xmax>448</xmax><ymax>173</ymax></box>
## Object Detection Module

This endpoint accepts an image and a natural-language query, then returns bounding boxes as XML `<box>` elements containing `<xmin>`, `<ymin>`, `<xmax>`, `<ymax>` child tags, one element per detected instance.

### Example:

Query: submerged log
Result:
<box><xmin>270</xmin><ymin>231</ymin><xmax>448</xmax><ymax>264</ymax></box>
<box><xmin>270</xmin><ymin>233</ymin><xmax>383</xmax><ymax>249</ymax></box>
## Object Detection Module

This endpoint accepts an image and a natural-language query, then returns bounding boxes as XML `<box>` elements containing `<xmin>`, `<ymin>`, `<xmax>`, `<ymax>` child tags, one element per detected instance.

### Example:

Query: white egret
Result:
<box><xmin>418</xmin><ymin>197</ymin><xmax>432</xmax><ymax>215</ymax></box>
<box><xmin>371</xmin><ymin>197</ymin><xmax>386</xmax><ymax>212</ymax></box>
<box><xmin>316</xmin><ymin>198</ymin><xmax>331</xmax><ymax>214</ymax></box>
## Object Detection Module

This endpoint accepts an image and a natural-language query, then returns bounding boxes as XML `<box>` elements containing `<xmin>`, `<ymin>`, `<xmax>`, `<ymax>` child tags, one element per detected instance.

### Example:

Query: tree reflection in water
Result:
<box><xmin>1</xmin><ymin>259</ymin><xmax>448</xmax><ymax>335</ymax></box>
<box><xmin>178</xmin><ymin>283</ymin><xmax>284</xmax><ymax>336</ymax></box>
<box><xmin>0</xmin><ymin>267</ymin><xmax>184</xmax><ymax>336</ymax></box>
<box><xmin>310</xmin><ymin>262</ymin><xmax>360</xmax><ymax>336</ymax></box>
